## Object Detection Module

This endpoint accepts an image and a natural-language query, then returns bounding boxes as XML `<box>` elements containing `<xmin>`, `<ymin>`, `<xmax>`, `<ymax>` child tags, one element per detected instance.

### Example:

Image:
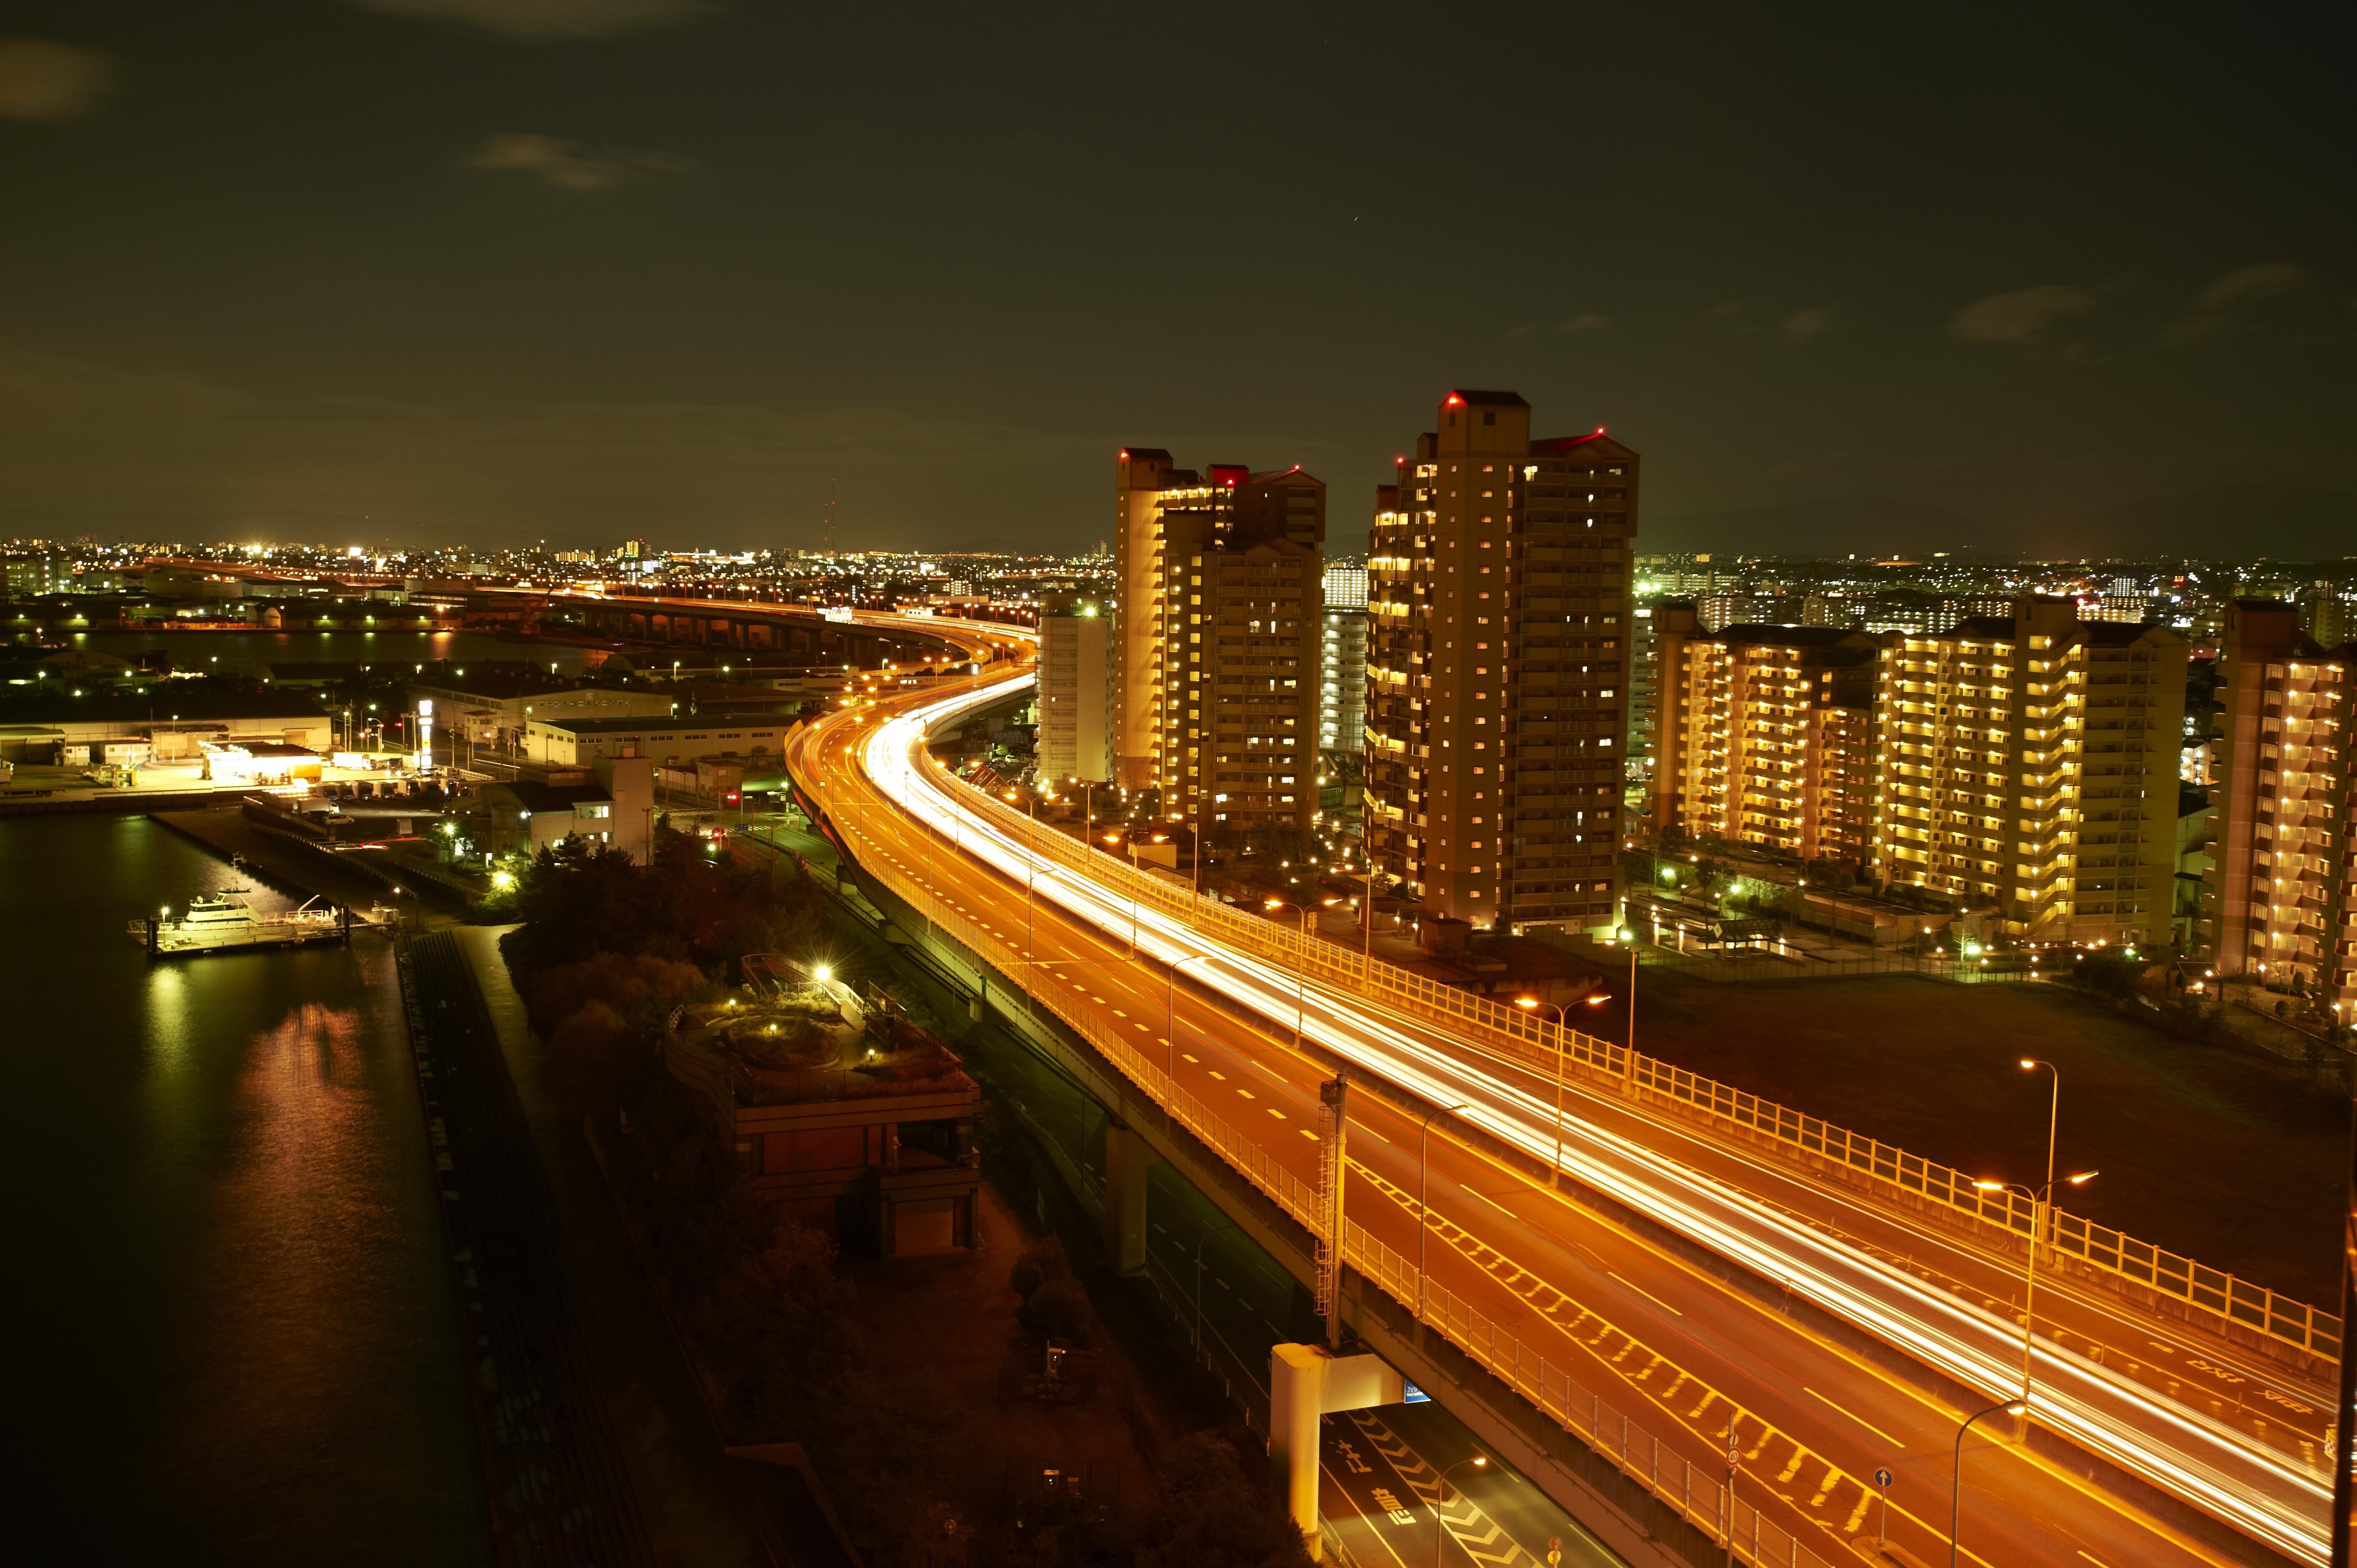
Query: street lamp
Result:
<box><xmin>1417</xmin><ymin>1101</ymin><xmax>1471</xmax><ymax>1320</ymax></box>
<box><xmin>1262</xmin><ymin>898</ymin><xmax>1325</xmax><ymax>1051</ymax></box>
<box><xmin>1972</xmin><ymin>1170</ymin><xmax>2096</xmax><ymax>1410</ymax></box>
<box><xmin>1949</xmin><ymin>1399</ymin><xmax>2026</xmax><ymax>1567</ymax></box>
<box><xmin>1434</xmin><ymin>1456</ymin><xmax>1489</xmax><ymax>1568</ymax></box>
<box><xmin>1614</xmin><ymin>924</ymin><xmax>1639</xmax><ymax>1074</ymax></box>
<box><xmin>2020</xmin><ymin>1058</ymin><xmax>2062</xmax><ymax>1231</ymax></box>
<box><xmin>1166</xmin><ymin>953</ymin><xmax>1216</xmax><ymax>1079</ymax></box>
<box><xmin>1516</xmin><ymin>997</ymin><xmax>1572</xmax><ymax>1187</ymax></box>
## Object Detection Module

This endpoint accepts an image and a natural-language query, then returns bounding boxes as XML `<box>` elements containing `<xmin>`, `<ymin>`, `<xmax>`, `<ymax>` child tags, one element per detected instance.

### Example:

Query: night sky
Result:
<box><xmin>2</xmin><ymin>2</ymin><xmax>2351</xmax><ymax>558</ymax></box>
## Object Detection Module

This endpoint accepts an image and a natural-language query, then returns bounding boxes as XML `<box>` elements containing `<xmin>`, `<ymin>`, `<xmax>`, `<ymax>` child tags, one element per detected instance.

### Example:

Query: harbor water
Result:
<box><xmin>2</xmin><ymin>814</ymin><xmax>486</xmax><ymax>1563</ymax></box>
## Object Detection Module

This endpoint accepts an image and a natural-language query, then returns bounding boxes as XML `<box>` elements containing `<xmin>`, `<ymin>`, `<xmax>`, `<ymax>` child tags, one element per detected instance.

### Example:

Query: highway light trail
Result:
<box><xmin>843</xmin><ymin>666</ymin><xmax>2330</xmax><ymax>1566</ymax></box>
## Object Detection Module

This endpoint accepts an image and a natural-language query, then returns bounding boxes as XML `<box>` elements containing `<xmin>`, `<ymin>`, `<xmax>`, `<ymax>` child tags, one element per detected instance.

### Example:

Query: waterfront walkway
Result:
<box><xmin>399</xmin><ymin>931</ymin><xmax>657</xmax><ymax>1567</ymax></box>
<box><xmin>452</xmin><ymin>925</ymin><xmax>767</xmax><ymax>1567</ymax></box>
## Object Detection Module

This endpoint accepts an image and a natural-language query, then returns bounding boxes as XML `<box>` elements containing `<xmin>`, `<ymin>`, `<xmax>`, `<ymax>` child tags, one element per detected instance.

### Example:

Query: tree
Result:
<box><xmin>1135</xmin><ymin>1433</ymin><xmax>1312</xmax><ymax>1568</ymax></box>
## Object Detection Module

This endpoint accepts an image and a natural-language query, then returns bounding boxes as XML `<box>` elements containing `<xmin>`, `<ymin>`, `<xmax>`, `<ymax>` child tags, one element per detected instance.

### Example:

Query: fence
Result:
<box><xmin>919</xmin><ymin>762</ymin><xmax>2341</xmax><ymax>1365</ymax></box>
<box><xmin>1641</xmin><ymin>951</ymin><xmax>2038</xmax><ymax>986</ymax></box>
<box><xmin>832</xmin><ymin>809</ymin><xmax>1843</xmax><ymax>1568</ymax></box>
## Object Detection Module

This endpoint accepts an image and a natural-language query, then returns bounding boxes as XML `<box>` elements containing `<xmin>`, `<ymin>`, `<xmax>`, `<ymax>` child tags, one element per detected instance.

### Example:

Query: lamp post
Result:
<box><xmin>2020</xmin><ymin>1058</ymin><xmax>2061</xmax><ymax>1258</ymax></box>
<box><xmin>1434</xmin><ymin>1456</ymin><xmax>1489</xmax><ymax>1568</ymax></box>
<box><xmin>1262</xmin><ymin>899</ymin><xmax>1322</xmax><ymax>1051</ymax></box>
<box><xmin>1949</xmin><ymin>1398</ymin><xmax>2025</xmax><ymax>1567</ymax></box>
<box><xmin>1516</xmin><ymin>997</ymin><xmax>1572</xmax><ymax>1187</ymax></box>
<box><xmin>1615</xmin><ymin>924</ymin><xmax>1639</xmax><ymax>1082</ymax></box>
<box><xmin>1972</xmin><ymin>1170</ymin><xmax>2096</xmax><ymax>1411</ymax></box>
<box><xmin>1166</xmin><ymin>952</ymin><xmax>1216</xmax><ymax>1079</ymax></box>
<box><xmin>1417</xmin><ymin>1101</ymin><xmax>1471</xmax><ymax>1320</ymax></box>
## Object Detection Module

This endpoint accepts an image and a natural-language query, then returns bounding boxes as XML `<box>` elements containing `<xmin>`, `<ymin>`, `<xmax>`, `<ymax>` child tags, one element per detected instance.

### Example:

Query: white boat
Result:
<box><xmin>129</xmin><ymin>890</ymin><xmax>358</xmax><ymax>957</ymax></box>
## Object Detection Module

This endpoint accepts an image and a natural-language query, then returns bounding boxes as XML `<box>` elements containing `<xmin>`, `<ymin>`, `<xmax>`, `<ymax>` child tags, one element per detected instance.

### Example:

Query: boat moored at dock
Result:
<box><xmin>129</xmin><ymin>891</ymin><xmax>394</xmax><ymax>957</ymax></box>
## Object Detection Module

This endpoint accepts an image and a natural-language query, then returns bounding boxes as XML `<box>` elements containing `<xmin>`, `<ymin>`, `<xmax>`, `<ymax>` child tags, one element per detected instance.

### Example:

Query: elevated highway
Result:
<box><xmin>781</xmin><ymin>625</ymin><xmax>2329</xmax><ymax>1568</ymax></box>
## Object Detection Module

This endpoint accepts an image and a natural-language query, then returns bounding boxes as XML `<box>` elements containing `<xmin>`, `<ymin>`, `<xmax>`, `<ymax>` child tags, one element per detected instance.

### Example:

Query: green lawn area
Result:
<box><xmin>1628</xmin><ymin>973</ymin><xmax>2345</xmax><ymax>1305</ymax></box>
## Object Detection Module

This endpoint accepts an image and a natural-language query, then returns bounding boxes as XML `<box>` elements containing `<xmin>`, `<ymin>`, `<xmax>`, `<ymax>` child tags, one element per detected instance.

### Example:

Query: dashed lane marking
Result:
<box><xmin>1805</xmin><ymin>1386</ymin><xmax>1903</xmax><ymax>1447</ymax></box>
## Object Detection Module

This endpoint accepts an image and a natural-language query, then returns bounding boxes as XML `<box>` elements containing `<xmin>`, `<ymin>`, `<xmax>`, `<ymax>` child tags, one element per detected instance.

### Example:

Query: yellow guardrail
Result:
<box><xmin>944</xmin><ymin>773</ymin><xmax>2339</xmax><ymax>1365</ymax></box>
<box><xmin>832</xmin><ymin>809</ymin><xmax>1841</xmax><ymax>1568</ymax></box>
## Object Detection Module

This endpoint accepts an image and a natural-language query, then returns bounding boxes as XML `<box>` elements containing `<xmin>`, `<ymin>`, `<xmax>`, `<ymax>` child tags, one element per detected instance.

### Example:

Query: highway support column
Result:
<box><xmin>1270</xmin><ymin>1342</ymin><xmax>1408</xmax><ymax>1560</ymax></box>
<box><xmin>1102</xmin><ymin>1120</ymin><xmax>1155</xmax><ymax>1277</ymax></box>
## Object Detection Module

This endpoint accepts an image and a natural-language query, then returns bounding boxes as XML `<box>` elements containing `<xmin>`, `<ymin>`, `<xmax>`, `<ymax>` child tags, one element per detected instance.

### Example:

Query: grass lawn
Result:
<box><xmin>1628</xmin><ymin>973</ymin><xmax>2345</xmax><ymax>1305</ymax></box>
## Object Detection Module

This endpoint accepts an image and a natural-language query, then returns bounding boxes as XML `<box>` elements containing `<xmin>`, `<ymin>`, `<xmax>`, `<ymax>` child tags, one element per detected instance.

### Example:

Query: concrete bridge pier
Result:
<box><xmin>1102</xmin><ymin>1120</ymin><xmax>1157</xmax><ymax>1276</ymax></box>
<box><xmin>1270</xmin><ymin>1343</ymin><xmax>1408</xmax><ymax>1560</ymax></box>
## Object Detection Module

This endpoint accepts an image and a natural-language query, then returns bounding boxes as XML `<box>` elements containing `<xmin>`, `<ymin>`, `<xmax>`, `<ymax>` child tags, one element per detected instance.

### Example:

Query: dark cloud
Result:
<box><xmin>465</xmin><ymin>131</ymin><xmax>694</xmax><ymax>190</ymax></box>
<box><xmin>1780</xmin><ymin>307</ymin><xmax>1834</xmax><ymax>347</ymax></box>
<box><xmin>0</xmin><ymin>38</ymin><xmax>116</xmax><ymax>121</ymax></box>
<box><xmin>1949</xmin><ymin>285</ymin><xmax>2097</xmax><ymax>346</ymax></box>
<box><xmin>350</xmin><ymin>0</ymin><xmax>711</xmax><ymax>39</ymax></box>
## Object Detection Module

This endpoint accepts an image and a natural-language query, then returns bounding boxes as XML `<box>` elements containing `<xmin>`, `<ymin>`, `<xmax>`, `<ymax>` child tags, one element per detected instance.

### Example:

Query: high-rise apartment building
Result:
<box><xmin>1364</xmin><ymin>390</ymin><xmax>1637</xmax><ymax>932</ymax></box>
<box><xmin>1320</xmin><ymin>563</ymin><xmax>1370</xmax><ymax>759</ymax></box>
<box><xmin>1037</xmin><ymin>592</ymin><xmax>1113</xmax><ymax>784</ymax></box>
<box><xmin>1113</xmin><ymin>452</ymin><xmax>1326</xmax><ymax>844</ymax></box>
<box><xmin>1869</xmin><ymin>596</ymin><xmax>2186</xmax><ymax>945</ymax></box>
<box><xmin>2204</xmin><ymin>600</ymin><xmax>2355</xmax><ymax>1006</ymax></box>
<box><xmin>1650</xmin><ymin>612</ymin><xmax>1883</xmax><ymax>865</ymax></box>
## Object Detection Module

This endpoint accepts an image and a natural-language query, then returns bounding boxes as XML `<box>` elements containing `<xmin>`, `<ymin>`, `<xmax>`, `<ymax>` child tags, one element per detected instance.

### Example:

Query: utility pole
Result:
<box><xmin>1315</xmin><ymin>1072</ymin><xmax>1349</xmax><ymax>1350</ymax></box>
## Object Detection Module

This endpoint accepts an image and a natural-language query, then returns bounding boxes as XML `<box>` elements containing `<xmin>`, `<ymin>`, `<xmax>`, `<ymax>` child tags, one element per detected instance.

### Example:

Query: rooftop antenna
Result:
<box><xmin>821</xmin><ymin>479</ymin><xmax>837</xmax><ymax>554</ymax></box>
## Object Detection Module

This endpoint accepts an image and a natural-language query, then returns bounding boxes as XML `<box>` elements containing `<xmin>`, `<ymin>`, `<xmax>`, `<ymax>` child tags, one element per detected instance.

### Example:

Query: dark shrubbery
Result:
<box><xmin>1135</xmin><ymin>1433</ymin><xmax>1314</xmax><ymax>1568</ymax></box>
<box><xmin>500</xmin><ymin>820</ymin><xmax>1311</xmax><ymax>1568</ymax></box>
<box><xmin>503</xmin><ymin>823</ymin><xmax>824</xmax><ymax>978</ymax></box>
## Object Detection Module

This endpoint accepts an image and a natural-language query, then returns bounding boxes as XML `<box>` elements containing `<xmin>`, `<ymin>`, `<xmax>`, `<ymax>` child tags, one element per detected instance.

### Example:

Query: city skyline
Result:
<box><xmin>3</xmin><ymin>2</ymin><xmax>2353</xmax><ymax>553</ymax></box>
<box><xmin>10</xmin><ymin>10</ymin><xmax>2357</xmax><ymax>1567</ymax></box>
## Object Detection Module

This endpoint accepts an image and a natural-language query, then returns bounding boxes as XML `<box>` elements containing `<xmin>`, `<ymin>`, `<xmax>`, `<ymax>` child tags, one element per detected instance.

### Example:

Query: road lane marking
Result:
<box><xmin>1607</xmin><ymin>1271</ymin><xmax>1684</xmax><ymax>1318</ymax></box>
<box><xmin>1462</xmin><ymin>1187</ymin><xmax>1520</xmax><ymax>1220</ymax></box>
<box><xmin>1805</xmin><ymin>1386</ymin><xmax>1903</xmax><ymax>1447</ymax></box>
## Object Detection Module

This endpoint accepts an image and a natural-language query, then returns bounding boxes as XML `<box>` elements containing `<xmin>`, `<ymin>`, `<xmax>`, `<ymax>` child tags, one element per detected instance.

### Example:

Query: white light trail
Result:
<box><xmin>842</xmin><ymin>668</ymin><xmax>2330</xmax><ymax>1566</ymax></box>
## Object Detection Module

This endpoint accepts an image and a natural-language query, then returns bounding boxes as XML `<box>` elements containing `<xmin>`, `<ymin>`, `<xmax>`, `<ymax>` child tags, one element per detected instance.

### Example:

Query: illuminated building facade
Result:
<box><xmin>1037</xmin><ymin>591</ymin><xmax>1113</xmax><ymax>783</ymax></box>
<box><xmin>1649</xmin><ymin>613</ymin><xmax>1882</xmax><ymax>865</ymax></box>
<box><xmin>1113</xmin><ymin>451</ymin><xmax>1326</xmax><ymax>842</ymax></box>
<box><xmin>1870</xmin><ymin>596</ymin><xmax>2186</xmax><ymax>945</ymax></box>
<box><xmin>1363</xmin><ymin>390</ymin><xmax>1638</xmax><ymax>931</ymax></box>
<box><xmin>1319</xmin><ymin>563</ymin><xmax>1369</xmax><ymax>758</ymax></box>
<box><xmin>2205</xmin><ymin>600</ymin><xmax>2355</xmax><ymax>1007</ymax></box>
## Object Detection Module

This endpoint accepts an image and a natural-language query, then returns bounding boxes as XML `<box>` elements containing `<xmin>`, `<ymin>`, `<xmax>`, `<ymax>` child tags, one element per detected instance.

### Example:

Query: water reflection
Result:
<box><xmin>2</xmin><ymin>816</ymin><xmax>485</xmax><ymax>1563</ymax></box>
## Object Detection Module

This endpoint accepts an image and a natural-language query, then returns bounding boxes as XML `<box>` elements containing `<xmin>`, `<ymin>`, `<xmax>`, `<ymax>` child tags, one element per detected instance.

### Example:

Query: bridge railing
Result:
<box><xmin>833</xmin><ymin>810</ymin><xmax>1839</xmax><ymax>1568</ymax></box>
<box><xmin>936</xmin><ymin>768</ymin><xmax>2341</xmax><ymax>1366</ymax></box>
